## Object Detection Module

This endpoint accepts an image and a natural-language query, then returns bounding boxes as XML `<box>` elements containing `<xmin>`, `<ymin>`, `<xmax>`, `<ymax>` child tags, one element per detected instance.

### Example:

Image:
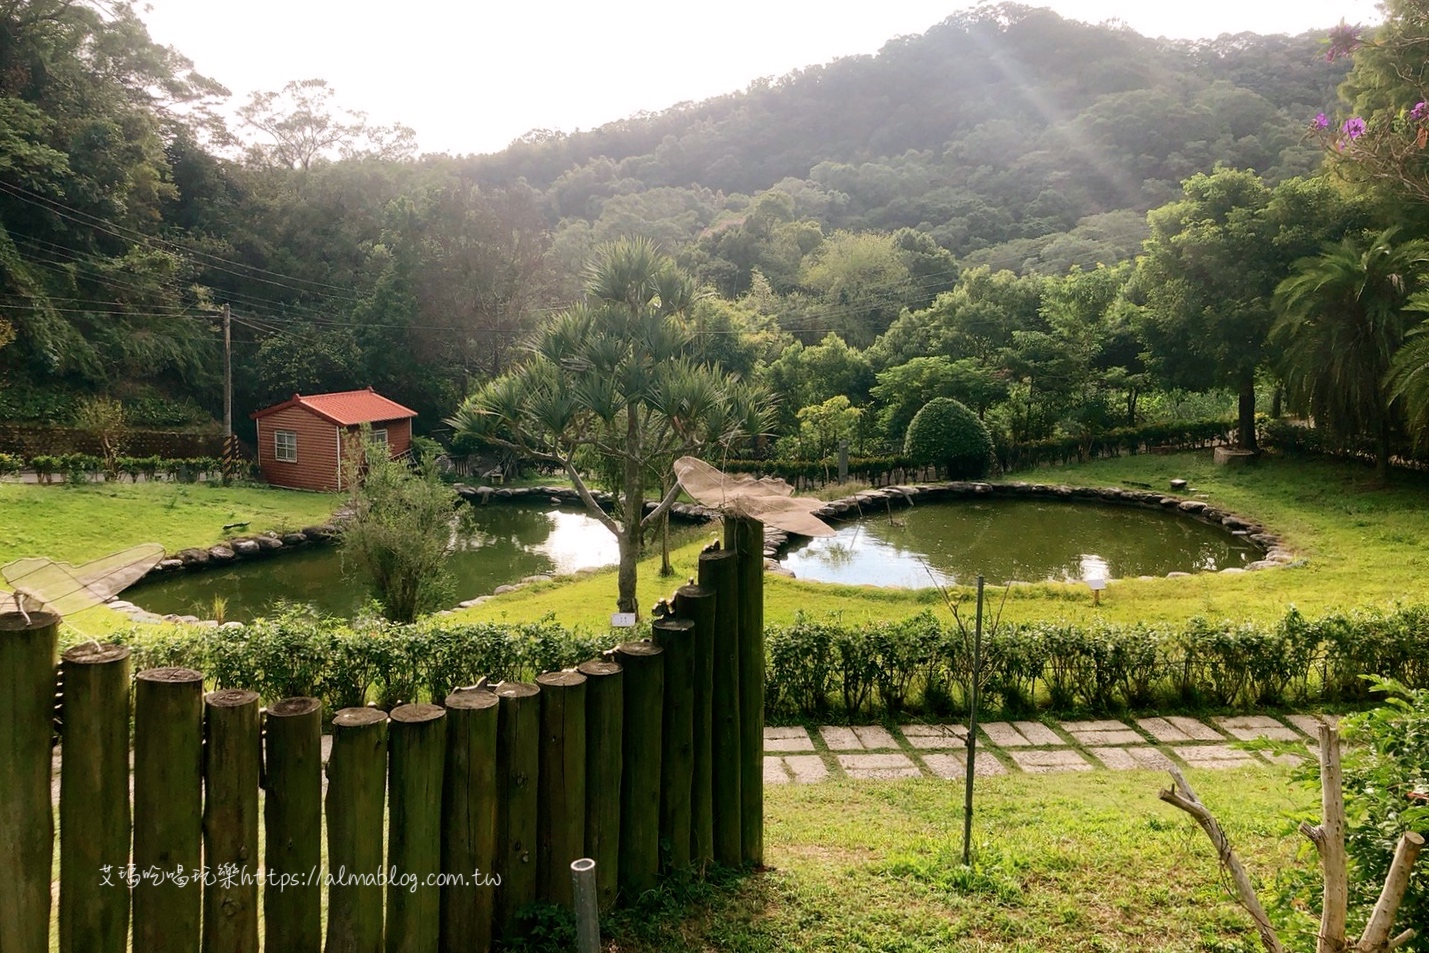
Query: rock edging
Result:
<box><xmin>775</xmin><ymin>480</ymin><xmax>1296</xmax><ymax>580</ymax></box>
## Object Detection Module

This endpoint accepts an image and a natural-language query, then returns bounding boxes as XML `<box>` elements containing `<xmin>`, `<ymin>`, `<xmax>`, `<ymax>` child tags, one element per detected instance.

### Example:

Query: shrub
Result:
<box><xmin>340</xmin><ymin>436</ymin><xmax>456</xmax><ymax>624</ymax></box>
<box><xmin>904</xmin><ymin>398</ymin><xmax>994</xmax><ymax>479</ymax></box>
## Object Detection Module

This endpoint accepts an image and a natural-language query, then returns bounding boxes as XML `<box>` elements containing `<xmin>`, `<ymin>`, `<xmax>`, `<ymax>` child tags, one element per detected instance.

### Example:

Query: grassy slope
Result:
<box><xmin>0</xmin><ymin>481</ymin><xmax>339</xmax><ymax>636</ymax></box>
<box><xmin>459</xmin><ymin>450</ymin><xmax>1429</xmax><ymax>629</ymax></box>
<box><xmin>599</xmin><ymin>765</ymin><xmax>1309</xmax><ymax>952</ymax></box>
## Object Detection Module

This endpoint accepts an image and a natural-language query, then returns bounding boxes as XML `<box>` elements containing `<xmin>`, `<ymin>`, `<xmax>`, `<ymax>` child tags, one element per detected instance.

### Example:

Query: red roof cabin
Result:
<box><xmin>251</xmin><ymin>388</ymin><xmax>416</xmax><ymax>491</ymax></box>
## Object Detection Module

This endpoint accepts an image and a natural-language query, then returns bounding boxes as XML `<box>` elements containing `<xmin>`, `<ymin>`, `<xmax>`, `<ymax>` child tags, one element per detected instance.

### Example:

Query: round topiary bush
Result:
<box><xmin>904</xmin><ymin>397</ymin><xmax>994</xmax><ymax>479</ymax></box>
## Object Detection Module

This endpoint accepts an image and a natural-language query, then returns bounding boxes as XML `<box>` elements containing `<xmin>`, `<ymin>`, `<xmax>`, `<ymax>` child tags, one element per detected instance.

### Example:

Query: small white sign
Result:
<box><xmin>610</xmin><ymin>612</ymin><xmax>638</xmax><ymax>628</ymax></box>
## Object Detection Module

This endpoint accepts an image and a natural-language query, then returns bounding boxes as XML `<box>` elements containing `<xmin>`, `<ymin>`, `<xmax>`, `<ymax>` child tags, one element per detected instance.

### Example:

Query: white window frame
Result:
<box><xmin>369</xmin><ymin>428</ymin><xmax>389</xmax><ymax>447</ymax></box>
<box><xmin>274</xmin><ymin>429</ymin><xmax>298</xmax><ymax>463</ymax></box>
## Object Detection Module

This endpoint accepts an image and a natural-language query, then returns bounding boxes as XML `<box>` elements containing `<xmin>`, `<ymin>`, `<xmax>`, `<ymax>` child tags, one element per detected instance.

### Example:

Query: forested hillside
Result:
<box><xmin>10</xmin><ymin>0</ymin><xmax>1429</xmax><ymax>476</ymax></box>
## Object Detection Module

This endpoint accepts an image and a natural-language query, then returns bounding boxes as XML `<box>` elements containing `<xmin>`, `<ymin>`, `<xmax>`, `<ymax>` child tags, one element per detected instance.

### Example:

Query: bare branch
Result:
<box><xmin>1159</xmin><ymin>767</ymin><xmax>1288</xmax><ymax>953</ymax></box>
<box><xmin>1356</xmin><ymin>832</ymin><xmax>1424</xmax><ymax>952</ymax></box>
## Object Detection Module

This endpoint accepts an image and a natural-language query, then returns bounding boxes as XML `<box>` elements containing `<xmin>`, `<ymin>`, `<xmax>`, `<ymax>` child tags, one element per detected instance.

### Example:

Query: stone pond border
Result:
<box><xmin>112</xmin><ymin>479</ymin><xmax>1296</xmax><ymax>625</ymax></box>
<box><xmin>781</xmin><ymin>479</ymin><xmax>1297</xmax><ymax>580</ymax></box>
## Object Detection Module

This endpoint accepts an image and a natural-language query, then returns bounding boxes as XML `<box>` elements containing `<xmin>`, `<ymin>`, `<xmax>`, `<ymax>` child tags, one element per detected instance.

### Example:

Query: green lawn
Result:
<box><xmin>0</xmin><ymin>480</ymin><xmax>340</xmax><ymax>636</ymax></box>
<box><xmin>465</xmin><ymin>450</ymin><xmax>1429</xmax><ymax>629</ymax></box>
<box><xmin>594</xmin><ymin>765</ymin><xmax>1310</xmax><ymax>952</ymax></box>
<box><xmin>0</xmin><ymin>480</ymin><xmax>341</xmax><ymax>565</ymax></box>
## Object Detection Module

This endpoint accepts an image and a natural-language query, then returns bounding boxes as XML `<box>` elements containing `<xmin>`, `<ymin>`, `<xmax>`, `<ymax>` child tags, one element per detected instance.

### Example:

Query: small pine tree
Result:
<box><xmin>904</xmin><ymin>397</ymin><xmax>993</xmax><ymax>479</ymax></box>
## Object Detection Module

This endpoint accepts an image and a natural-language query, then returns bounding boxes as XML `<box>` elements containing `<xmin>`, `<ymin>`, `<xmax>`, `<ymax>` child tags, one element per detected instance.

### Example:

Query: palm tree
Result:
<box><xmin>1271</xmin><ymin>228</ymin><xmax>1429</xmax><ymax>484</ymax></box>
<box><xmin>1389</xmin><ymin>307</ymin><xmax>1429</xmax><ymax>448</ymax></box>
<box><xmin>448</xmin><ymin>238</ymin><xmax>770</xmax><ymax>615</ymax></box>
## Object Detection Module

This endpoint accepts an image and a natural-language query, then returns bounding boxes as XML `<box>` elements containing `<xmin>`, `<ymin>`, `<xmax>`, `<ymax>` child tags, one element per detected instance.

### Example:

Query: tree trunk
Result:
<box><xmin>1376</xmin><ymin>419</ymin><xmax>1392</xmax><ymax>486</ymax></box>
<box><xmin>616</xmin><ymin>526</ymin><xmax>640</xmax><ymax>615</ymax></box>
<box><xmin>1238</xmin><ymin>376</ymin><xmax>1258</xmax><ymax>451</ymax></box>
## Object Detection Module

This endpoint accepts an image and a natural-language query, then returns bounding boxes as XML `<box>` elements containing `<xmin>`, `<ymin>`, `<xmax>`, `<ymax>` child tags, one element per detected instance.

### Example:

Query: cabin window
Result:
<box><xmin>370</xmin><ymin>428</ymin><xmax>388</xmax><ymax>447</ymax></box>
<box><xmin>274</xmin><ymin>430</ymin><xmax>298</xmax><ymax>462</ymax></box>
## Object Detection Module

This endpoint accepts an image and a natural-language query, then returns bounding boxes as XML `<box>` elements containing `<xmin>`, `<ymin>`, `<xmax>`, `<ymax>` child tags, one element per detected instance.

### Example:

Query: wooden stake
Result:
<box><xmin>263</xmin><ymin>697</ymin><xmax>323</xmax><ymax>953</ymax></box>
<box><xmin>577</xmin><ymin>659</ymin><xmax>623</xmax><ymax>913</ymax></box>
<box><xmin>387</xmin><ymin>703</ymin><xmax>446</xmax><ymax>953</ymax></box>
<box><xmin>325</xmin><ymin>707</ymin><xmax>388</xmax><ymax>953</ymax></box>
<box><xmin>203</xmin><ymin>688</ymin><xmax>262</xmax><ymax>953</ymax></box>
<box><xmin>698</xmin><ymin>548</ymin><xmax>742</xmax><ymax>866</ymax></box>
<box><xmin>654</xmin><ymin>617</ymin><xmax>695</xmax><ymax>872</ymax></box>
<box><xmin>133</xmin><ymin>666</ymin><xmax>205</xmax><ymax>953</ymax></box>
<box><xmin>675</xmin><ymin>583</ymin><xmax>716</xmax><ymax>870</ymax></box>
<box><xmin>494</xmin><ymin>681</ymin><xmax>540</xmax><ymax>937</ymax></box>
<box><xmin>59</xmin><ymin>642</ymin><xmax>130</xmax><ymax>953</ymax></box>
<box><xmin>727</xmin><ymin>515</ymin><xmax>765</xmax><ymax>866</ymax></box>
<box><xmin>615</xmin><ymin>641</ymin><xmax>664</xmax><ymax>900</ymax></box>
<box><xmin>537</xmin><ymin>670</ymin><xmax>587</xmax><ymax>906</ymax></box>
<box><xmin>440</xmin><ymin>687</ymin><xmax>499</xmax><ymax>953</ymax></box>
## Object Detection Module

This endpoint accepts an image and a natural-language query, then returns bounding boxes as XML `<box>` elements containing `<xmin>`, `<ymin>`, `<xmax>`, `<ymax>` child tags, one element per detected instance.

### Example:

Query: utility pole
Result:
<box><xmin>221</xmin><ymin>304</ymin><xmax>237</xmax><ymax>485</ymax></box>
<box><xmin>223</xmin><ymin>303</ymin><xmax>232</xmax><ymax>439</ymax></box>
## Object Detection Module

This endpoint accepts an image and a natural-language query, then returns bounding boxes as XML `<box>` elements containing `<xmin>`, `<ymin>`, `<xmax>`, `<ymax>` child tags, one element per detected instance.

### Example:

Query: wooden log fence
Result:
<box><xmin>0</xmin><ymin>559</ymin><xmax>760</xmax><ymax>950</ymax></box>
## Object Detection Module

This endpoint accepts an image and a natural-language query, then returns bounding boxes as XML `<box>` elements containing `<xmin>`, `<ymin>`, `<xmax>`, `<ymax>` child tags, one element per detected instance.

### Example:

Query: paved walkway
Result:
<box><xmin>763</xmin><ymin>713</ymin><xmax>1336</xmax><ymax>783</ymax></box>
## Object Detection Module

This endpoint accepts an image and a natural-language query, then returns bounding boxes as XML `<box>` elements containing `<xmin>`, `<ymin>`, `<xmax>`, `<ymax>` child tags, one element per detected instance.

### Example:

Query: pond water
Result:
<box><xmin>779</xmin><ymin>498</ymin><xmax>1258</xmax><ymax>588</ymax></box>
<box><xmin>126</xmin><ymin>505</ymin><xmax>629</xmax><ymax>622</ymax></box>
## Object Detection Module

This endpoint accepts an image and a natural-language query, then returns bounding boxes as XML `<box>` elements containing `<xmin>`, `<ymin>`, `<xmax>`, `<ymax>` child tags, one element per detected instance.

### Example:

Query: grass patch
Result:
<box><xmin>0</xmin><ymin>481</ymin><xmax>340</xmax><ymax>566</ymax></box>
<box><xmin>589</xmin><ymin>765</ymin><xmax>1310</xmax><ymax>952</ymax></box>
<box><xmin>459</xmin><ymin>450</ymin><xmax>1429</xmax><ymax>628</ymax></box>
<box><xmin>1</xmin><ymin>481</ymin><xmax>339</xmax><ymax>638</ymax></box>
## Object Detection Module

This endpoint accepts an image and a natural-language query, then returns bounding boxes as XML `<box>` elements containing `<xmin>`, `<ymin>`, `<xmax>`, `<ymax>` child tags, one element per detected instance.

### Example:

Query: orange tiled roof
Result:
<box><xmin>251</xmin><ymin>387</ymin><xmax>417</xmax><ymax>426</ymax></box>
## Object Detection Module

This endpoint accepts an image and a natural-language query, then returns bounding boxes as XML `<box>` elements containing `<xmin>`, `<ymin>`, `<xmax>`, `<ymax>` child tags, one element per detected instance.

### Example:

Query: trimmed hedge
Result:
<box><xmin>105</xmin><ymin>603</ymin><xmax>1429</xmax><ymax>720</ymax></box>
<box><xmin>995</xmin><ymin>418</ymin><xmax>1234</xmax><ymax>472</ymax></box>
<box><xmin>25</xmin><ymin>453</ymin><xmax>229</xmax><ymax>483</ymax></box>
<box><xmin>766</xmin><ymin>605</ymin><xmax>1429</xmax><ymax>718</ymax></box>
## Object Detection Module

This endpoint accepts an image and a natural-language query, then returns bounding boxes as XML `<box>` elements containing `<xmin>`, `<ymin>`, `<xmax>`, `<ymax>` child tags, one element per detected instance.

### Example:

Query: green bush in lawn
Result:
<box><xmin>904</xmin><ymin>397</ymin><xmax>994</xmax><ymax>479</ymax></box>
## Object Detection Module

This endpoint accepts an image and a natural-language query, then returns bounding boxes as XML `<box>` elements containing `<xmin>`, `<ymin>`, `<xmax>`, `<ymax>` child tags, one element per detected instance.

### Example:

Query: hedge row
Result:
<box><xmin>996</xmin><ymin>418</ymin><xmax>1234</xmax><ymax>472</ymax></box>
<box><xmin>767</xmin><ymin>605</ymin><xmax>1429</xmax><ymax>718</ymax></box>
<box><xmin>726</xmin><ymin>419</ymin><xmax>1234</xmax><ymax>486</ymax></box>
<box><xmin>1259</xmin><ymin>418</ymin><xmax>1429</xmax><ymax>469</ymax></box>
<box><xmin>107</xmin><ymin>603</ymin><xmax>1429</xmax><ymax>720</ymax></box>
<box><xmin>721</xmin><ymin>455</ymin><xmax>916</xmax><ymax>484</ymax></box>
<box><xmin>0</xmin><ymin>423</ymin><xmax>223</xmax><ymax>461</ymax></box>
<box><xmin>24</xmin><ymin>453</ymin><xmax>233</xmax><ymax>483</ymax></box>
<box><xmin>117</xmin><ymin>608</ymin><xmax>610</xmax><ymax>714</ymax></box>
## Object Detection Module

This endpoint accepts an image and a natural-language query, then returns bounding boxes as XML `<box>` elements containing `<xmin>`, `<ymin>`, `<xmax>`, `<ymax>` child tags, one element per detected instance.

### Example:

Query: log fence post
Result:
<box><xmin>440</xmin><ymin>687</ymin><xmax>499</xmax><ymax>953</ymax></box>
<box><xmin>203</xmin><ymin>688</ymin><xmax>262</xmax><ymax>953</ymax></box>
<box><xmin>577</xmin><ymin>659</ymin><xmax>622</xmax><ymax>912</ymax></box>
<box><xmin>537</xmin><ymin>671</ymin><xmax>587</xmax><ymax>907</ymax></box>
<box><xmin>58</xmin><ymin>642</ymin><xmax>130</xmax><ymax>953</ymax></box>
<box><xmin>614</xmin><ymin>641</ymin><xmax>664</xmax><ymax>899</ymax></box>
<box><xmin>133</xmin><ymin>666</ymin><xmax>205</xmax><ymax>953</ymax></box>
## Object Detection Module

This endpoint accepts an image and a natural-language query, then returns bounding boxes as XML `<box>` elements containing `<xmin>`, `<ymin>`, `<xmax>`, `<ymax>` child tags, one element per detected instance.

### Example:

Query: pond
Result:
<box><xmin>778</xmin><ymin>498</ymin><xmax>1259</xmax><ymax>588</ymax></box>
<box><xmin>126</xmin><ymin>505</ymin><xmax>632</xmax><ymax>622</ymax></box>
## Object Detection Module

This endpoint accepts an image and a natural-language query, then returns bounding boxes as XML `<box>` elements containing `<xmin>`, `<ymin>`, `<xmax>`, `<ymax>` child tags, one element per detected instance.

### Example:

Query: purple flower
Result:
<box><xmin>1315</xmin><ymin>112</ymin><xmax>1330</xmax><ymax>129</ymax></box>
<box><xmin>1412</xmin><ymin>102</ymin><xmax>1429</xmax><ymax>121</ymax></box>
<box><xmin>1343</xmin><ymin>117</ymin><xmax>1367</xmax><ymax>139</ymax></box>
<box><xmin>1326</xmin><ymin>20</ymin><xmax>1363</xmax><ymax>61</ymax></box>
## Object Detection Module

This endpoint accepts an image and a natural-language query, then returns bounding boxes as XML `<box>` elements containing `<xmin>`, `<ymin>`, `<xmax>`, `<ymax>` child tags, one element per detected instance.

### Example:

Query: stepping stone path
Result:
<box><xmin>759</xmin><ymin>712</ymin><xmax>1332</xmax><ymax>784</ymax></box>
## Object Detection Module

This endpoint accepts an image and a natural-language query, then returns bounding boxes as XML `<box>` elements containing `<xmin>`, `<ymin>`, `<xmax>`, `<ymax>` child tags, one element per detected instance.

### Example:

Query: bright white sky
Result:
<box><xmin>138</xmin><ymin>0</ymin><xmax>1383</xmax><ymax>158</ymax></box>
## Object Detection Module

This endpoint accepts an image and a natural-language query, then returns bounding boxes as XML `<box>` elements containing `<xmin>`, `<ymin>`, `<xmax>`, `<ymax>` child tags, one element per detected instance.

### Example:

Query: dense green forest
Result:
<box><xmin>4</xmin><ymin>0</ymin><xmax>1429</xmax><ymax>479</ymax></box>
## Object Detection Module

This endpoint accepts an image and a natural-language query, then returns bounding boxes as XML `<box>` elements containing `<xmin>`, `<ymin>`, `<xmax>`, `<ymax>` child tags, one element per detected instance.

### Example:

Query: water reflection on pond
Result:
<box><xmin>127</xmin><ymin>505</ymin><xmax>626</xmax><ymax>622</ymax></box>
<box><xmin>779</xmin><ymin>498</ymin><xmax>1257</xmax><ymax>588</ymax></box>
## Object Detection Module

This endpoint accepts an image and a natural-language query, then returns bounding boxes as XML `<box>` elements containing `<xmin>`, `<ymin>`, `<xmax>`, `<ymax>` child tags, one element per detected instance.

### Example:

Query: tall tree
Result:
<box><xmin>447</xmin><ymin>239</ymin><xmax>769</xmax><ymax>615</ymax></box>
<box><xmin>1130</xmin><ymin>169</ymin><xmax>1276</xmax><ymax>450</ymax></box>
<box><xmin>1272</xmin><ymin>228</ymin><xmax>1429</xmax><ymax>483</ymax></box>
